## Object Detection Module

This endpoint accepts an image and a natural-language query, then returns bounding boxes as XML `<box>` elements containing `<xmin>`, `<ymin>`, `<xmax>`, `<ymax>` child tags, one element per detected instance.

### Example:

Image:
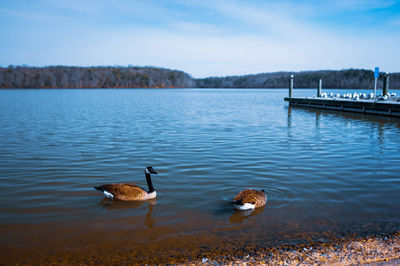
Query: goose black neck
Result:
<box><xmin>145</xmin><ymin>172</ymin><xmax>155</xmax><ymax>193</ymax></box>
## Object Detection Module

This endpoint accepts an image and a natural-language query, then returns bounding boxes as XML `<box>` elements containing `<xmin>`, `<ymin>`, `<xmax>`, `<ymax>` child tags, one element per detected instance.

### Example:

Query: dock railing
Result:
<box><xmin>287</xmin><ymin>72</ymin><xmax>391</xmax><ymax>99</ymax></box>
<box><xmin>284</xmin><ymin>73</ymin><xmax>400</xmax><ymax>117</ymax></box>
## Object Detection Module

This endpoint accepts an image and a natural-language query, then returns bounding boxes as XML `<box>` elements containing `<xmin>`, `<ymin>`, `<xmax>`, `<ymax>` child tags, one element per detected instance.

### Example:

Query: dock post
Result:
<box><xmin>289</xmin><ymin>75</ymin><xmax>293</xmax><ymax>98</ymax></box>
<box><xmin>317</xmin><ymin>79</ymin><xmax>322</xmax><ymax>97</ymax></box>
<box><xmin>383</xmin><ymin>72</ymin><xmax>389</xmax><ymax>96</ymax></box>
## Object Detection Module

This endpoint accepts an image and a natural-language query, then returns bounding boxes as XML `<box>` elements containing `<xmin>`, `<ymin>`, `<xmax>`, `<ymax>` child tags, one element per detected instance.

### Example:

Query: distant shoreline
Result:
<box><xmin>1</xmin><ymin>66</ymin><xmax>399</xmax><ymax>89</ymax></box>
<box><xmin>2</xmin><ymin>87</ymin><xmax>400</xmax><ymax>91</ymax></box>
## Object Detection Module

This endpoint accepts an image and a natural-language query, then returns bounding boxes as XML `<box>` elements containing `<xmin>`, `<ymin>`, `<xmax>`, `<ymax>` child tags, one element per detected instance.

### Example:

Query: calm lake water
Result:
<box><xmin>0</xmin><ymin>88</ymin><xmax>399</xmax><ymax>264</ymax></box>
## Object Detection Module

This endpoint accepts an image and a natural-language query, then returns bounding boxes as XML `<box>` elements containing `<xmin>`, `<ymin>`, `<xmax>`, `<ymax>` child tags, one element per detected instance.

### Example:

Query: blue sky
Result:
<box><xmin>1</xmin><ymin>0</ymin><xmax>400</xmax><ymax>77</ymax></box>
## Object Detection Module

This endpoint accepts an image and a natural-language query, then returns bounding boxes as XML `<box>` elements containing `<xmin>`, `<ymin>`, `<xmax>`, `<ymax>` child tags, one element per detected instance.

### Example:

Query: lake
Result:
<box><xmin>0</xmin><ymin>88</ymin><xmax>399</xmax><ymax>264</ymax></box>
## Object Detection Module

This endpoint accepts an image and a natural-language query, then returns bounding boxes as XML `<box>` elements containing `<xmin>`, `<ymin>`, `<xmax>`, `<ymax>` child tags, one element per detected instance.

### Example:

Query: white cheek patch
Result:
<box><xmin>103</xmin><ymin>190</ymin><xmax>114</xmax><ymax>199</ymax></box>
<box><xmin>145</xmin><ymin>169</ymin><xmax>150</xmax><ymax>174</ymax></box>
<box><xmin>233</xmin><ymin>203</ymin><xmax>255</xmax><ymax>211</ymax></box>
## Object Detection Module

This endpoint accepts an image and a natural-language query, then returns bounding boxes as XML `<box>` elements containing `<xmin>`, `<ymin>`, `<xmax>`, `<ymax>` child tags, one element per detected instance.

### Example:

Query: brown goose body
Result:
<box><xmin>94</xmin><ymin>166</ymin><xmax>158</xmax><ymax>201</ymax></box>
<box><xmin>231</xmin><ymin>189</ymin><xmax>266</xmax><ymax>210</ymax></box>
<box><xmin>95</xmin><ymin>183</ymin><xmax>155</xmax><ymax>201</ymax></box>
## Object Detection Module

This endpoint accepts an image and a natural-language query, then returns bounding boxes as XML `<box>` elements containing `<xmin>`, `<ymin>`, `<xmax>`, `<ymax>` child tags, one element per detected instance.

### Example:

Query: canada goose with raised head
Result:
<box><xmin>231</xmin><ymin>189</ymin><xmax>266</xmax><ymax>210</ymax></box>
<box><xmin>94</xmin><ymin>166</ymin><xmax>158</xmax><ymax>201</ymax></box>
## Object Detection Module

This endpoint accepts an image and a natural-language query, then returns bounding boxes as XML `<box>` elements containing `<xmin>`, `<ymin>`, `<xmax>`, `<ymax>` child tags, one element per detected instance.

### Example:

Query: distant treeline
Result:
<box><xmin>0</xmin><ymin>66</ymin><xmax>194</xmax><ymax>88</ymax></box>
<box><xmin>195</xmin><ymin>69</ymin><xmax>400</xmax><ymax>89</ymax></box>
<box><xmin>0</xmin><ymin>66</ymin><xmax>399</xmax><ymax>89</ymax></box>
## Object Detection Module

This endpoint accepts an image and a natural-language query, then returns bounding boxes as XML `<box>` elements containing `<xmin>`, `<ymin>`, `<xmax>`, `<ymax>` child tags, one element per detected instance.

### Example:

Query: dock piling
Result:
<box><xmin>289</xmin><ymin>75</ymin><xmax>294</xmax><ymax>98</ymax></box>
<box><xmin>383</xmin><ymin>72</ymin><xmax>389</xmax><ymax>96</ymax></box>
<box><xmin>317</xmin><ymin>79</ymin><xmax>322</xmax><ymax>97</ymax></box>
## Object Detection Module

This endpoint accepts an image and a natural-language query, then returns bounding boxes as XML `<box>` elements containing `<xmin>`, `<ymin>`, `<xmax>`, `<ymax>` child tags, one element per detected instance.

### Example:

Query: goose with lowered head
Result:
<box><xmin>231</xmin><ymin>189</ymin><xmax>267</xmax><ymax>211</ymax></box>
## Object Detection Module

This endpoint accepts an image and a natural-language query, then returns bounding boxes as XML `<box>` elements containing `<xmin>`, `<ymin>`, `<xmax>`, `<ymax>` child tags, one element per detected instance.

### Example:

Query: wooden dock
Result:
<box><xmin>284</xmin><ymin>97</ymin><xmax>400</xmax><ymax>117</ymax></box>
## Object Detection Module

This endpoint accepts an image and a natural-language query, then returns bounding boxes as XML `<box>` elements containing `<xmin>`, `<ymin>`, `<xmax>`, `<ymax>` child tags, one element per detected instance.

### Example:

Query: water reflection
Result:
<box><xmin>288</xmin><ymin>105</ymin><xmax>400</xmax><ymax>129</ymax></box>
<box><xmin>286</xmin><ymin>106</ymin><xmax>292</xmax><ymax>131</ymax></box>
<box><xmin>229</xmin><ymin>206</ymin><xmax>265</xmax><ymax>223</ymax></box>
<box><xmin>286</xmin><ymin>104</ymin><xmax>400</xmax><ymax>166</ymax></box>
<box><xmin>100</xmin><ymin>199</ymin><xmax>157</xmax><ymax>228</ymax></box>
<box><xmin>315</xmin><ymin>110</ymin><xmax>320</xmax><ymax>129</ymax></box>
<box><xmin>286</xmin><ymin>106</ymin><xmax>293</xmax><ymax>152</ymax></box>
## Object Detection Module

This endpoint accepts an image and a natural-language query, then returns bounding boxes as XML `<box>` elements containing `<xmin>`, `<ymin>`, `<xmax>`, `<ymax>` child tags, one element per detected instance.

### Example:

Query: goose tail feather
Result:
<box><xmin>94</xmin><ymin>186</ymin><xmax>104</xmax><ymax>192</ymax></box>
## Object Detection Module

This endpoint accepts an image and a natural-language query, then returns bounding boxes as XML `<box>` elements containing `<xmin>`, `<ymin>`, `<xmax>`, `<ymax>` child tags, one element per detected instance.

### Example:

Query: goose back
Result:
<box><xmin>97</xmin><ymin>183</ymin><xmax>148</xmax><ymax>201</ymax></box>
<box><xmin>233</xmin><ymin>189</ymin><xmax>266</xmax><ymax>208</ymax></box>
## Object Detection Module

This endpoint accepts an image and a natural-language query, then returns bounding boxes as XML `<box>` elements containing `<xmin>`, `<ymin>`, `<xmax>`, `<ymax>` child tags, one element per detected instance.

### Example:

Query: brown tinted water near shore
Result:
<box><xmin>1</xmin><ymin>201</ymin><xmax>399</xmax><ymax>264</ymax></box>
<box><xmin>1</xmin><ymin>223</ymin><xmax>399</xmax><ymax>264</ymax></box>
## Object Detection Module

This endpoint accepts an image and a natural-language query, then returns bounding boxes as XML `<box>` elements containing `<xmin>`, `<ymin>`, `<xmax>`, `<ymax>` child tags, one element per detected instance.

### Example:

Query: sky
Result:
<box><xmin>1</xmin><ymin>0</ymin><xmax>400</xmax><ymax>78</ymax></box>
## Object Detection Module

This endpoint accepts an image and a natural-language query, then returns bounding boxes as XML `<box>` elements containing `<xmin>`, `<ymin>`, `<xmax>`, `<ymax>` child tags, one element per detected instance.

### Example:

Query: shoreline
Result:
<box><xmin>191</xmin><ymin>231</ymin><xmax>400</xmax><ymax>265</ymax></box>
<box><xmin>1</xmin><ymin>67</ymin><xmax>400</xmax><ymax>89</ymax></box>
<box><xmin>1</xmin><ymin>87</ymin><xmax>400</xmax><ymax>90</ymax></box>
<box><xmin>2</xmin><ymin>230</ymin><xmax>398</xmax><ymax>265</ymax></box>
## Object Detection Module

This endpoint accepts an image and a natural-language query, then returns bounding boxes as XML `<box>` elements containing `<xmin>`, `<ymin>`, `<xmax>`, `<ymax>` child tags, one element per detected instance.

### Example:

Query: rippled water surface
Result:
<box><xmin>0</xmin><ymin>88</ymin><xmax>399</xmax><ymax>263</ymax></box>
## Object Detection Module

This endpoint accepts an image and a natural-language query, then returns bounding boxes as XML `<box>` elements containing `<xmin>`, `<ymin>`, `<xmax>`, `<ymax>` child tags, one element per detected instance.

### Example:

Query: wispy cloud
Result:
<box><xmin>327</xmin><ymin>0</ymin><xmax>396</xmax><ymax>11</ymax></box>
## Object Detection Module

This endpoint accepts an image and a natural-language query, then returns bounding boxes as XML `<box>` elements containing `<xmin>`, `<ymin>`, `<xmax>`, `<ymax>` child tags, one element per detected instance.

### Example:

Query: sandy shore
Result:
<box><xmin>1</xmin><ymin>226</ymin><xmax>398</xmax><ymax>265</ymax></box>
<box><xmin>191</xmin><ymin>232</ymin><xmax>400</xmax><ymax>265</ymax></box>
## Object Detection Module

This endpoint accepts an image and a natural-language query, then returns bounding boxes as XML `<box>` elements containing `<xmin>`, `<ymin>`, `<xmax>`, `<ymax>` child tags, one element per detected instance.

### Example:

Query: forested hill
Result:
<box><xmin>0</xmin><ymin>66</ymin><xmax>194</xmax><ymax>88</ymax></box>
<box><xmin>1</xmin><ymin>66</ymin><xmax>399</xmax><ymax>89</ymax></box>
<box><xmin>195</xmin><ymin>69</ymin><xmax>400</xmax><ymax>89</ymax></box>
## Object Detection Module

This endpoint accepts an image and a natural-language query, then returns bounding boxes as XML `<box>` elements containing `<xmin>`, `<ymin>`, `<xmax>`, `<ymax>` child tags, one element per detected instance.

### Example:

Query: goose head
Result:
<box><xmin>145</xmin><ymin>166</ymin><xmax>158</xmax><ymax>175</ymax></box>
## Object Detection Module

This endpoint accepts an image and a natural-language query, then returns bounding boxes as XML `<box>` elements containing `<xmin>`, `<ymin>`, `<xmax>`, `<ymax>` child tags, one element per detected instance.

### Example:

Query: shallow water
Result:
<box><xmin>0</xmin><ymin>88</ymin><xmax>399</xmax><ymax>263</ymax></box>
